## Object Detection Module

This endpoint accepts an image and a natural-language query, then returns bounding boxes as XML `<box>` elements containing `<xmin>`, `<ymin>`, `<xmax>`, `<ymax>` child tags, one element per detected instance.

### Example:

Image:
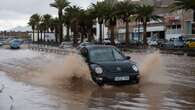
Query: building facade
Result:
<box><xmin>96</xmin><ymin>0</ymin><xmax>194</xmax><ymax>43</ymax></box>
<box><xmin>0</xmin><ymin>31</ymin><xmax>30</xmax><ymax>39</ymax></box>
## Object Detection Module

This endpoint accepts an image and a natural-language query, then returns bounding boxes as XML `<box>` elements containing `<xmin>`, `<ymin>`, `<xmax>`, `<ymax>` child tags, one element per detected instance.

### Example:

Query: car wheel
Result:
<box><xmin>135</xmin><ymin>79</ymin><xmax>140</xmax><ymax>84</ymax></box>
<box><xmin>91</xmin><ymin>75</ymin><xmax>104</xmax><ymax>86</ymax></box>
<box><xmin>96</xmin><ymin>81</ymin><xmax>104</xmax><ymax>86</ymax></box>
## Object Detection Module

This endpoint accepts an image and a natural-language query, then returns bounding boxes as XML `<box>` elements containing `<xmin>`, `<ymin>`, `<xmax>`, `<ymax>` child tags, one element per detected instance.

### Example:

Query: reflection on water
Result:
<box><xmin>0</xmin><ymin>49</ymin><xmax>195</xmax><ymax>110</ymax></box>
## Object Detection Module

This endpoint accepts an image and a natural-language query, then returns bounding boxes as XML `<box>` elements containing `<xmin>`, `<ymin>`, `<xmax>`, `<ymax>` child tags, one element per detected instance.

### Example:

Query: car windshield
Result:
<box><xmin>89</xmin><ymin>47</ymin><xmax>125</xmax><ymax>62</ymax></box>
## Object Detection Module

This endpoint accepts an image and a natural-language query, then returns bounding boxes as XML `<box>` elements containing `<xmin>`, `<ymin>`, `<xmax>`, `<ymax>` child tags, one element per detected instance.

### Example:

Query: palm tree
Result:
<box><xmin>115</xmin><ymin>0</ymin><xmax>137</xmax><ymax>46</ymax></box>
<box><xmin>90</xmin><ymin>1</ymin><xmax>107</xmax><ymax>43</ymax></box>
<box><xmin>85</xmin><ymin>8</ymin><xmax>96</xmax><ymax>42</ymax></box>
<box><xmin>170</xmin><ymin>0</ymin><xmax>195</xmax><ymax>21</ymax></box>
<box><xmin>50</xmin><ymin>18</ymin><xmax>60</xmax><ymax>43</ymax></box>
<box><xmin>104</xmin><ymin>1</ymin><xmax>118</xmax><ymax>45</ymax></box>
<box><xmin>49</xmin><ymin>18</ymin><xmax>55</xmax><ymax>33</ymax></box>
<box><xmin>136</xmin><ymin>5</ymin><xmax>161</xmax><ymax>45</ymax></box>
<box><xmin>77</xmin><ymin>10</ymin><xmax>86</xmax><ymax>42</ymax></box>
<box><xmin>78</xmin><ymin>9</ymin><xmax>95</xmax><ymax>42</ymax></box>
<box><xmin>63</xmin><ymin>10</ymin><xmax>72</xmax><ymax>41</ymax></box>
<box><xmin>42</xmin><ymin>14</ymin><xmax>52</xmax><ymax>42</ymax></box>
<box><xmin>29</xmin><ymin>14</ymin><xmax>41</xmax><ymax>42</ymax></box>
<box><xmin>38</xmin><ymin>22</ymin><xmax>46</xmax><ymax>42</ymax></box>
<box><xmin>43</xmin><ymin>14</ymin><xmax>52</xmax><ymax>32</ymax></box>
<box><xmin>33</xmin><ymin>14</ymin><xmax>41</xmax><ymax>42</ymax></box>
<box><xmin>65</xmin><ymin>5</ymin><xmax>83</xmax><ymax>46</ymax></box>
<box><xmin>50</xmin><ymin>0</ymin><xmax>70</xmax><ymax>43</ymax></box>
<box><xmin>28</xmin><ymin>15</ymin><xmax>36</xmax><ymax>42</ymax></box>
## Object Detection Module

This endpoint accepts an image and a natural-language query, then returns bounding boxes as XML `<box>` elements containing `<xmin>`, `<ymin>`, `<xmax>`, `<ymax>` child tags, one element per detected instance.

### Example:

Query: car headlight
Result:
<box><xmin>132</xmin><ymin>65</ymin><xmax>138</xmax><ymax>72</ymax></box>
<box><xmin>95</xmin><ymin>66</ymin><xmax>103</xmax><ymax>74</ymax></box>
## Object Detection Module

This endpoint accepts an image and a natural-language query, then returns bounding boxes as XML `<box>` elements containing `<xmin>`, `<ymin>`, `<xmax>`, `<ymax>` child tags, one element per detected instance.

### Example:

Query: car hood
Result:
<box><xmin>95</xmin><ymin>60</ymin><xmax>137</xmax><ymax>73</ymax></box>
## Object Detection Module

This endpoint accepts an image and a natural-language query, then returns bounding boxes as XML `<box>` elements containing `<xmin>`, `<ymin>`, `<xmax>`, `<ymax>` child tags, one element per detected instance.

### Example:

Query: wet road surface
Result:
<box><xmin>0</xmin><ymin>48</ymin><xmax>195</xmax><ymax>110</ymax></box>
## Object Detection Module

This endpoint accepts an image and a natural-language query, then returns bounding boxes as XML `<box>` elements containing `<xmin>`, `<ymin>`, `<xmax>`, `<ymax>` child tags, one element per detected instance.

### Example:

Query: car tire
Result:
<box><xmin>91</xmin><ymin>75</ymin><xmax>104</xmax><ymax>86</ymax></box>
<box><xmin>135</xmin><ymin>79</ymin><xmax>140</xmax><ymax>84</ymax></box>
<box><xmin>96</xmin><ymin>81</ymin><xmax>104</xmax><ymax>86</ymax></box>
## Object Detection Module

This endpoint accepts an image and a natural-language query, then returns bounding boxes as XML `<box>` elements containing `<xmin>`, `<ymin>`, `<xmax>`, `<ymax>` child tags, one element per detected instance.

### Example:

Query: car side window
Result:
<box><xmin>113</xmin><ymin>49</ymin><xmax>124</xmax><ymax>60</ymax></box>
<box><xmin>80</xmin><ymin>48</ymin><xmax>88</xmax><ymax>58</ymax></box>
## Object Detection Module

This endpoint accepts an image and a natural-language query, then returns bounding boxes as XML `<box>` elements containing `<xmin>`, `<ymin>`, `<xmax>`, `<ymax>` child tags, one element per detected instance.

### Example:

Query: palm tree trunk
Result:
<box><xmin>40</xmin><ymin>31</ymin><xmax>43</xmax><ymax>42</ymax></box>
<box><xmin>193</xmin><ymin>10</ymin><xmax>195</xmax><ymax>22</ymax></box>
<box><xmin>37</xmin><ymin>30</ymin><xmax>40</xmax><ymax>43</ymax></box>
<box><xmin>88</xmin><ymin>29</ymin><xmax>93</xmax><ymax>42</ymax></box>
<box><xmin>44</xmin><ymin>31</ymin><xmax>46</xmax><ymax>42</ymax></box>
<box><xmin>55</xmin><ymin>28</ymin><xmax>58</xmax><ymax>43</ymax></box>
<box><xmin>32</xmin><ymin>30</ymin><xmax>35</xmax><ymax>43</ymax></box>
<box><xmin>81</xmin><ymin>33</ymin><xmax>84</xmax><ymax>43</ymax></box>
<box><xmin>110</xmin><ymin>25</ymin><xmax>115</xmax><ymax>45</ymax></box>
<box><xmin>87</xmin><ymin>33</ymin><xmax>90</xmax><ymax>42</ymax></box>
<box><xmin>66</xmin><ymin>26</ymin><xmax>70</xmax><ymax>41</ymax></box>
<box><xmin>138</xmin><ymin>19</ymin><xmax>141</xmax><ymax>40</ymax></box>
<box><xmin>125</xmin><ymin>21</ymin><xmax>130</xmax><ymax>46</ymax></box>
<box><xmin>73</xmin><ymin>33</ymin><xmax>78</xmax><ymax>46</ymax></box>
<box><xmin>73</xmin><ymin>23</ymin><xmax>78</xmax><ymax>46</ymax></box>
<box><xmin>99</xmin><ymin>23</ymin><xmax>103</xmax><ymax>43</ymax></box>
<box><xmin>143</xmin><ymin>20</ymin><xmax>147</xmax><ymax>46</ymax></box>
<box><xmin>58</xmin><ymin>10</ymin><xmax>63</xmax><ymax>43</ymax></box>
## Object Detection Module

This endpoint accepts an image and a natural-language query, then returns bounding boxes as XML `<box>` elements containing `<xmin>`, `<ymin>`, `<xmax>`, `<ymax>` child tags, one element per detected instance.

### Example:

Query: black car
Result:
<box><xmin>79</xmin><ymin>45</ymin><xmax>140</xmax><ymax>86</ymax></box>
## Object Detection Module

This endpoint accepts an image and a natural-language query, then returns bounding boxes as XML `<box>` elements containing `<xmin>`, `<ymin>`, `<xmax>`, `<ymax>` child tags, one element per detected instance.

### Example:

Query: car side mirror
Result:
<box><xmin>126</xmin><ymin>56</ymin><xmax>131</xmax><ymax>60</ymax></box>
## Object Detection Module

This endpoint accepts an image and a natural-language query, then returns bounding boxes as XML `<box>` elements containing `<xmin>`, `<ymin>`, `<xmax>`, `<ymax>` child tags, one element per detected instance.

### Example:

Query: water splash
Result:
<box><xmin>31</xmin><ymin>53</ymin><xmax>92</xmax><ymax>87</ymax></box>
<box><xmin>139</xmin><ymin>51</ymin><xmax>170</xmax><ymax>84</ymax></box>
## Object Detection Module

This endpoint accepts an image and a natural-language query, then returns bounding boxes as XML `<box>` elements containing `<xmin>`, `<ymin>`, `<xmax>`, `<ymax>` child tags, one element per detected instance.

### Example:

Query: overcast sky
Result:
<box><xmin>0</xmin><ymin>0</ymin><xmax>96</xmax><ymax>30</ymax></box>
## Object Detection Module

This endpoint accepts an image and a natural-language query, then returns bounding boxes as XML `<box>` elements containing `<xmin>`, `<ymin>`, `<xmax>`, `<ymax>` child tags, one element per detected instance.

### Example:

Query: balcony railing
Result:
<box><xmin>166</xmin><ymin>29</ymin><xmax>182</xmax><ymax>34</ymax></box>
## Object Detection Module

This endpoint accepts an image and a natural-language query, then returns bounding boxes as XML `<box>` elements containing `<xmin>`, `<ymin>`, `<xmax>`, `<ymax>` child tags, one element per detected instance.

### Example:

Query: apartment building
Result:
<box><xmin>0</xmin><ymin>31</ymin><xmax>30</xmax><ymax>39</ymax></box>
<box><xmin>96</xmin><ymin>0</ymin><xmax>194</xmax><ymax>42</ymax></box>
<box><xmin>129</xmin><ymin>0</ymin><xmax>193</xmax><ymax>40</ymax></box>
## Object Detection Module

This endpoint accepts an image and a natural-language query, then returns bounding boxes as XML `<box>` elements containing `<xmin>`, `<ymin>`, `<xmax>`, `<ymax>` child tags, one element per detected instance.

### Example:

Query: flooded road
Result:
<box><xmin>0</xmin><ymin>48</ymin><xmax>195</xmax><ymax>110</ymax></box>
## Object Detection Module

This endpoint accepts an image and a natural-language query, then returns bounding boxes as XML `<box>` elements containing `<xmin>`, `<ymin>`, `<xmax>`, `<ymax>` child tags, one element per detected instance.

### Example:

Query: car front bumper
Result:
<box><xmin>94</xmin><ymin>73</ymin><xmax>140</xmax><ymax>85</ymax></box>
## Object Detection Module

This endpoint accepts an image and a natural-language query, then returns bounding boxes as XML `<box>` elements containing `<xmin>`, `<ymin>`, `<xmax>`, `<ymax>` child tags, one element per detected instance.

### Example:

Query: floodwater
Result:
<box><xmin>0</xmin><ymin>48</ymin><xmax>195</xmax><ymax>110</ymax></box>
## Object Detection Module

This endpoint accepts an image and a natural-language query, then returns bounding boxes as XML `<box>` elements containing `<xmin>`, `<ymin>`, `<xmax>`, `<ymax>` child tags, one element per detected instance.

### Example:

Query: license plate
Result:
<box><xmin>115</xmin><ymin>76</ymin><xmax>130</xmax><ymax>81</ymax></box>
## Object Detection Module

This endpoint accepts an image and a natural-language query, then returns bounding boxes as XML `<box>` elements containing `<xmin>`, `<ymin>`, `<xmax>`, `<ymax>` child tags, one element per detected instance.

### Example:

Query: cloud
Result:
<box><xmin>71</xmin><ymin>0</ymin><xmax>96</xmax><ymax>9</ymax></box>
<box><xmin>0</xmin><ymin>0</ymin><xmax>96</xmax><ymax>30</ymax></box>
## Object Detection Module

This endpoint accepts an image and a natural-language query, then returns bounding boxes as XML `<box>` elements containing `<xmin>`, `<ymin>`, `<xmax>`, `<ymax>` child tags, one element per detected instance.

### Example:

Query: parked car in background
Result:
<box><xmin>162</xmin><ymin>38</ymin><xmax>184</xmax><ymax>48</ymax></box>
<box><xmin>0</xmin><ymin>42</ymin><xmax>3</xmax><ymax>46</ymax></box>
<box><xmin>79</xmin><ymin>45</ymin><xmax>140</xmax><ymax>86</ymax></box>
<box><xmin>147</xmin><ymin>37</ymin><xmax>158</xmax><ymax>46</ymax></box>
<box><xmin>23</xmin><ymin>39</ymin><xmax>32</xmax><ymax>44</ymax></box>
<box><xmin>103</xmin><ymin>38</ymin><xmax>120</xmax><ymax>45</ymax></box>
<box><xmin>163</xmin><ymin>40</ymin><xmax>174</xmax><ymax>48</ymax></box>
<box><xmin>103</xmin><ymin>39</ymin><xmax>111</xmax><ymax>45</ymax></box>
<box><xmin>59</xmin><ymin>42</ymin><xmax>72</xmax><ymax>49</ymax></box>
<box><xmin>157</xmin><ymin>39</ymin><xmax>165</xmax><ymax>47</ymax></box>
<box><xmin>186</xmin><ymin>38</ymin><xmax>195</xmax><ymax>48</ymax></box>
<box><xmin>173</xmin><ymin>38</ymin><xmax>185</xmax><ymax>48</ymax></box>
<box><xmin>148</xmin><ymin>40</ymin><xmax>158</xmax><ymax>46</ymax></box>
<box><xmin>0</xmin><ymin>39</ymin><xmax>5</xmax><ymax>46</ymax></box>
<box><xmin>3</xmin><ymin>38</ymin><xmax>16</xmax><ymax>45</ymax></box>
<box><xmin>77</xmin><ymin>42</ymin><xmax>94</xmax><ymax>49</ymax></box>
<box><xmin>9</xmin><ymin>39</ymin><xmax>23</xmax><ymax>49</ymax></box>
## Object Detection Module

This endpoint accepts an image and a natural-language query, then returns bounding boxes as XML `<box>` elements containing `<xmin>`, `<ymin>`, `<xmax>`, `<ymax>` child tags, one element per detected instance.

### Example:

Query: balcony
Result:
<box><xmin>166</xmin><ymin>29</ymin><xmax>182</xmax><ymax>34</ymax></box>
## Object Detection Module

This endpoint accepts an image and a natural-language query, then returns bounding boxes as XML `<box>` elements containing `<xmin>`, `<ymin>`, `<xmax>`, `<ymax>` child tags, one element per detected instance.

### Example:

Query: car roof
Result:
<box><xmin>82</xmin><ymin>45</ymin><xmax>115</xmax><ymax>50</ymax></box>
